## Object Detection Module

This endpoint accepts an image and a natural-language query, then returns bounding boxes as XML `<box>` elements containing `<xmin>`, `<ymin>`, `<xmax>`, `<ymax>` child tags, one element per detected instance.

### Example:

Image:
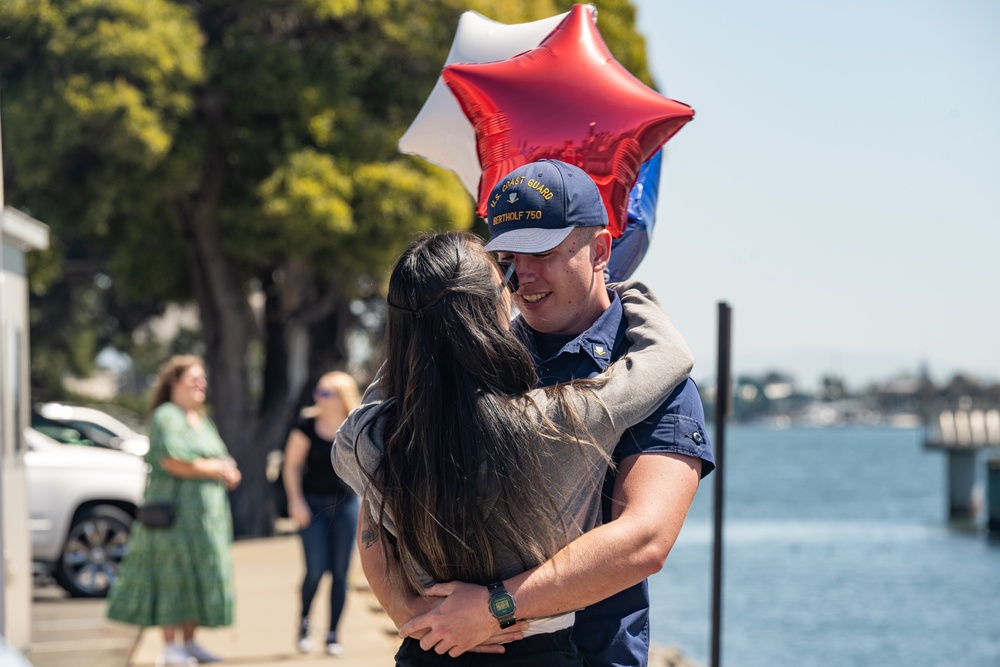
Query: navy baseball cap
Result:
<box><xmin>483</xmin><ymin>160</ymin><xmax>608</xmax><ymax>254</ymax></box>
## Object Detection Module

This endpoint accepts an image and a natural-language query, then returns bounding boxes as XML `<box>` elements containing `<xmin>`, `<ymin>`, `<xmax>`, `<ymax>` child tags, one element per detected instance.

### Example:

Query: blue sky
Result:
<box><xmin>628</xmin><ymin>0</ymin><xmax>1000</xmax><ymax>389</ymax></box>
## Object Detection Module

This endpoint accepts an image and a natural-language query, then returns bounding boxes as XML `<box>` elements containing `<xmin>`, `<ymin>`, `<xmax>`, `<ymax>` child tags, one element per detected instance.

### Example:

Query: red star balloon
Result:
<box><xmin>443</xmin><ymin>4</ymin><xmax>694</xmax><ymax>237</ymax></box>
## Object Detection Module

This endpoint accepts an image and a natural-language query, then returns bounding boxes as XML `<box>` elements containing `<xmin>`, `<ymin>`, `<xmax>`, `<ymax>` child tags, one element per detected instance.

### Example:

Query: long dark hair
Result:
<box><xmin>366</xmin><ymin>232</ymin><xmax>590</xmax><ymax>589</ymax></box>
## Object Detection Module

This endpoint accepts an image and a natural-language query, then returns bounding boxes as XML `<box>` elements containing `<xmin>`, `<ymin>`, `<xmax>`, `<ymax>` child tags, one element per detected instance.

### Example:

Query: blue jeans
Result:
<box><xmin>299</xmin><ymin>493</ymin><xmax>359</xmax><ymax>636</ymax></box>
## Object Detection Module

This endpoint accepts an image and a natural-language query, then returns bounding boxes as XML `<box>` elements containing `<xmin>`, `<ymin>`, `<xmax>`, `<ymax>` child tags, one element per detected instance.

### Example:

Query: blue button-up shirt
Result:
<box><xmin>513</xmin><ymin>289</ymin><xmax>715</xmax><ymax>667</ymax></box>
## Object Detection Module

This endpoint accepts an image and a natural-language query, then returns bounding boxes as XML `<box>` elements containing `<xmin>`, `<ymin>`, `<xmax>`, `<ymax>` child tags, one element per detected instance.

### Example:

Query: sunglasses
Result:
<box><xmin>314</xmin><ymin>389</ymin><xmax>340</xmax><ymax>400</ymax></box>
<box><xmin>497</xmin><ymin>262</ymin><xmax>519</xmax><ymax>294</ymax></box>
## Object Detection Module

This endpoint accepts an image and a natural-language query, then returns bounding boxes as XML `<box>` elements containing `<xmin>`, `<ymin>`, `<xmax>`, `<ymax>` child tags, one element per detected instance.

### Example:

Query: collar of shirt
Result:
<box><xmin>513</xmin><ymin>288</ymin><xmax>623</xmax><ymax>379</ymax></box>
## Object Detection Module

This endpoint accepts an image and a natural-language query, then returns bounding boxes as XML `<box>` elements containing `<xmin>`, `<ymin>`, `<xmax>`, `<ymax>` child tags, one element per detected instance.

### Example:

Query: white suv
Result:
<box><xmin>26</xmin><ymin>428</ymin><xmax>147</xmax><ymax>597</ymax></box>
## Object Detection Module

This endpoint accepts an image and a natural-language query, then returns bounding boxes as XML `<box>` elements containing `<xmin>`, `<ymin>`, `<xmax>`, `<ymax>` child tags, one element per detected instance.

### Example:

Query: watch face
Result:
<box><xmin>489</xmin><ymin>593</ymin><xmax>514</xmax><ymax>617</ymax></box>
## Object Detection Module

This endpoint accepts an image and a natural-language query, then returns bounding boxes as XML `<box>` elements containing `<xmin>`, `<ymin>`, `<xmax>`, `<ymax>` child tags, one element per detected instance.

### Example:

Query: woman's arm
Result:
<box><xmin>282</xmin><ymin>429</ymin><xmax>313</xmax><ymax>528</ymax></box>
<box><xmin>160</xmin><ymin>456</ymin><xmax>237</xmax><ymax>486</ymax></box>
<box><xmin>529</xmin><ymin>281</ymin><xmax>694</xmax><ymax>448</ymax></box>
<box><xmin>356</xmin><ymin>497</ymin><xmax>438</xmax><ymax>627</ymax></box>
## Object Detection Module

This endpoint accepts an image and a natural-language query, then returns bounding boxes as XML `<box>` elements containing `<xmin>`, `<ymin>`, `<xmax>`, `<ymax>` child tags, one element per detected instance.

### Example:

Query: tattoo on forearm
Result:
<box><xmin>361</xmin><ymin>521</ymin><xmax>380</xmax><ymax>549</ymax></box>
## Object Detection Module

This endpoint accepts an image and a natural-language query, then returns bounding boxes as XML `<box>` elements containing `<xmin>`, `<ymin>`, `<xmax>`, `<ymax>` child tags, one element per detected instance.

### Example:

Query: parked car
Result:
<box><xmin>26</xmin><ymin>428</ymin><xmax>147</xmax><ymax>597</ymax></box>
<box><xmin>32</xmin><ymin>402</ymin><xmax>149</xmax><ymax>456</ymax></box>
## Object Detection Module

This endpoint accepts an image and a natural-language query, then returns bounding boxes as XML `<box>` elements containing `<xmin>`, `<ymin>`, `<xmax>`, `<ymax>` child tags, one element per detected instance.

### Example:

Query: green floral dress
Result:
<box><xmin>107</xmin><ymin>402</ymin><xmax>234</xmax><ymax>627</ymax></box>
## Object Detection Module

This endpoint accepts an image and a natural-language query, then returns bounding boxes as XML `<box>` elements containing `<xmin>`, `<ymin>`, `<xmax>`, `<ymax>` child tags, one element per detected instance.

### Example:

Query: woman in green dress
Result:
<box><xmin>107</xmin><ymin>355</ymin><xmax>242</xmax><ymax>666</ymax></box>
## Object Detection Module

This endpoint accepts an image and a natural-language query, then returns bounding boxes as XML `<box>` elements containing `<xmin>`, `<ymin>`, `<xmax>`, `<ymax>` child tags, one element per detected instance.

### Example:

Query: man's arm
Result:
<box><xmin>400</xmin><ymin>451</ymin><xmax>701</xmax><ymax>654</ymax></box>
<box><xmin>521</xmin><ymin>451</ymin><xmax>702</xmax><ymax>607</ymax></box>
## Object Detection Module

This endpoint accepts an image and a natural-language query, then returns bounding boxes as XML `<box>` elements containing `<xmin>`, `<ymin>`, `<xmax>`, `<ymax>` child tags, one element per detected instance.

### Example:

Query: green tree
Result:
<box><xmin>1</xmin><ymin>0</ymin><xmax>654</xmax><ymax>535</ymax></box>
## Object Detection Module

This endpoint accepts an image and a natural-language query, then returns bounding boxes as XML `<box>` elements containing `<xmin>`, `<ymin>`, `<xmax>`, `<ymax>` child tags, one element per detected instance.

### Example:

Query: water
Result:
<box><xmin>649</xmin><ymin>426</ymin><xmax>1000</xmax><ymax>667</ymax></box>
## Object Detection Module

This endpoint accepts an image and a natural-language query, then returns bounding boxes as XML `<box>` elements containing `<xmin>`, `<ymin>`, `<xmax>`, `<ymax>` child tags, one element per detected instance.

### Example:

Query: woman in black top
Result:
<box><xmin>282</xmin><ymin>371</ymin><xmax>361</xmax><ymax>656</ymax></box>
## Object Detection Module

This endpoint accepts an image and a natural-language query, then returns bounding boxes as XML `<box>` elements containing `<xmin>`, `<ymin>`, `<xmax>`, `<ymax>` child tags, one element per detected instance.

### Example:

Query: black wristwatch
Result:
<box><xmin>487</xmin><ymin>581</ymin><xmax>517</xmax><ymax>629</ymax></box>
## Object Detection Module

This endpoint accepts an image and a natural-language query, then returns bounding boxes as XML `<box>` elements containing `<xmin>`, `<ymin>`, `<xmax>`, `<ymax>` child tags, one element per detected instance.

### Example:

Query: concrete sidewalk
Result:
<box><xmin>28</xmin><ymin>533</ymin><xmax>699</xmax><ymax>667</ymax></box>
<box><xmin>28</xmin><ymin>533</ymin><xmax>398</xmax><ymax>667</ymax></box>
<box><xmin>119</xmin><ymin>534</ymin><xmax>398</xmax><ymax>666</ymax></box>
<box><xmin>28</xmin><ymin>586</ymin><xmax>138</xmax><ymax>667</ymax></box>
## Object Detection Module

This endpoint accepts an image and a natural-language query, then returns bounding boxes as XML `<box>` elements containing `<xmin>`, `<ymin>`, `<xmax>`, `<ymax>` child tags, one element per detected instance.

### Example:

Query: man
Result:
<box><xmin>358</xmin><ymin>159</ymin><xmax>715</xmax><ymax>666</ymax></box>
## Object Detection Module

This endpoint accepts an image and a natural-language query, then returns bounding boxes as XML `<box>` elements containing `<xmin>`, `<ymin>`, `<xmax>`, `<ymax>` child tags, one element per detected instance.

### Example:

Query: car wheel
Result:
<box><xmin>54</xmin><ymin>504</ymin><xmax>133</xmax><ymax>598</ymax></box>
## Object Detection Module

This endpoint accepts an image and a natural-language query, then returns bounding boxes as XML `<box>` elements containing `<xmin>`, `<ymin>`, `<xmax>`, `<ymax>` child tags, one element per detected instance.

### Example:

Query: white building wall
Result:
<box><xmin>1</xmin><ymin>208</ymin><xmax>50</xmax><ymax>649</ymax></box>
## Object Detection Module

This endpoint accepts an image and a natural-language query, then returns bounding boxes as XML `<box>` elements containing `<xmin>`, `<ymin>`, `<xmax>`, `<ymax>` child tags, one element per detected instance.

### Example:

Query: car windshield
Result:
<box><xmin>31</xmin><ymin>411</ymin><xmax>120</xmax><ymax>449</ymax></box>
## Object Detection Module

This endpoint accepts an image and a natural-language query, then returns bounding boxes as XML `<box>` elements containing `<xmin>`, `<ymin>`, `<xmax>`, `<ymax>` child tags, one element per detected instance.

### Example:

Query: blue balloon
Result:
<box><xmin>607</xmin><ymin>149</ymin><xmax>662</xmax><ymax>283</ymax></box>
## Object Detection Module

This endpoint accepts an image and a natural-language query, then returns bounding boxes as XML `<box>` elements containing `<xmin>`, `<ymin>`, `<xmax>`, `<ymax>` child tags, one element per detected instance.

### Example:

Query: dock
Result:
<box><xmin>924</xmin><ymin>409</ymin><xmax>1000</xmax><ymax>524</ymax></box>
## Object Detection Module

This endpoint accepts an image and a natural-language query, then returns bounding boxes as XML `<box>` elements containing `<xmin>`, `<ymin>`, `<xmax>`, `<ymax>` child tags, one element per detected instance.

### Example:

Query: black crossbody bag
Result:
<box><xmin>137</xmin><ymin>475</ymin><xmax>181</xmax><ymax>529</ymax></box>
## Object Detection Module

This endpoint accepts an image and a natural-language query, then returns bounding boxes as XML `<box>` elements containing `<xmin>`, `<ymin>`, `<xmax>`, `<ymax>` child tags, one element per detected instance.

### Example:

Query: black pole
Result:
<box><xmin>711</xmin><ymin>302</ymin><xmax>732</xmax><ymax>667</ymax></box>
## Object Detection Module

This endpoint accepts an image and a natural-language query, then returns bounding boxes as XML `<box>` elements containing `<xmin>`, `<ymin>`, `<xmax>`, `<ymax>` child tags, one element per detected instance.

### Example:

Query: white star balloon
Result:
<box><xmin>398</xmin><ymin>8</ymin><xmax>595</xmax><ymax>198</ymax></box>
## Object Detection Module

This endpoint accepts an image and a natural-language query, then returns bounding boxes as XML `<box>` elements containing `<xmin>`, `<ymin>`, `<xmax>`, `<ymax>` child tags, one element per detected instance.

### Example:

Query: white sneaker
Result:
<box><xmin>325</xmin><ymin>641</ymin><xmax>344</xmax><ymax>657</ymax></box>
<box><xmin>183</xmin><ymin>641</ymin><xmax>222</xmax><ymax>664</ymax></box>
<box><xmin>161</xmin><ymin>644</ymin><xmax>196</xmax><ymax>666</ymax></box>
<box><xmin>297</xmin><ymin>617</ymin><xmax>313</xmax><ymax>653</ymax></box>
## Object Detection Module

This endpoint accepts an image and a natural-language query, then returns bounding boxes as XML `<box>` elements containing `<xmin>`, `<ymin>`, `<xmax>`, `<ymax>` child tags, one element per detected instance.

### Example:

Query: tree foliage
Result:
<box><xmin>1</xmin><ymin>0</ymin><xmax>653</xmax><ymax>535</ymax></box>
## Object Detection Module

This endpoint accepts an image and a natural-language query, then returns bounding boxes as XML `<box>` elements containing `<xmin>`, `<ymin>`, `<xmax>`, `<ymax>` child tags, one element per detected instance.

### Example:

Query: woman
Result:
<box><xmin>107</xmin><ymin>355</ymin><xmax>241</xmax><ymax>666</ymax></box>
<box><xmin>333</xmin><ymin>232</ymin><xmax>693</xmax><ymax>666</ymax></box>
<box><xmin>282</xmin><ymin>371</ymin><xmax>362</xmax><ymax>656</ymax></box>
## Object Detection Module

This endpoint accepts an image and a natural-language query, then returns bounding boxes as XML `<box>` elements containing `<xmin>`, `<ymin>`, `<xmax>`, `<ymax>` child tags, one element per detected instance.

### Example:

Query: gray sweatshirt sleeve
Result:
<box><xmin>526</xmin><ymin>280</ymin><xmax>693</xmax><ymax>452</ymax></box>
<box><xmin>332</xmin><ymin>368</ymin><xmax>387</xmax><ymax>498</ymax></box>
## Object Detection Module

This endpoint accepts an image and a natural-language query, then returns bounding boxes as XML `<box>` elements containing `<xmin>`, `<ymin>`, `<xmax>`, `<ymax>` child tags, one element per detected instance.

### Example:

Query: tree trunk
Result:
<box><xmin>308</xmin><ymin>296</ymin><xmax>350</xmax><ymax>376</ymax></box>
<box><xmin>176</xmin><ymin>200</ymin><xmax>272</xmax><ymax>535</ymax></box>
<box><xmin>255</xmin><ymin>264</ymin><xmax>352</xmax><ymax>522</ymax></box>
<box><xmin>171</xmin><ymin>86</ymin><xmax>270</xmax><ymax>537</ymax></box>
<box><xmin>255</xmin><ymin>269</ymin><xmax>304</xmax><ymax>522</ymax></box>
